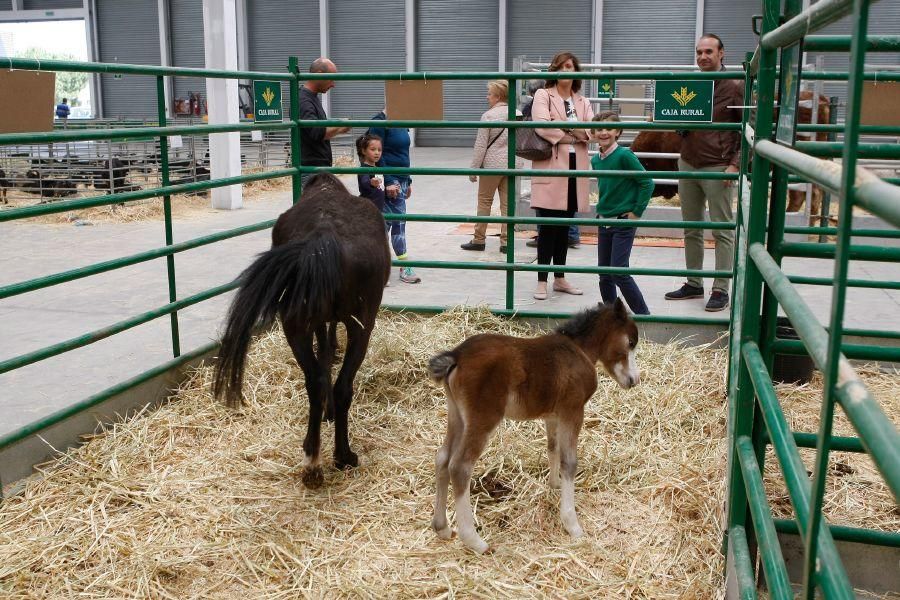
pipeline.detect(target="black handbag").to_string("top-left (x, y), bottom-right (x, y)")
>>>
top-left (515, 92), bottom-right (559, 161)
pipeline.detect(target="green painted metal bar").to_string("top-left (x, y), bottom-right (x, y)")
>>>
top-left (773, 519), bottom-right (900, 548)
top-left (0, 120), bottom-right (294, 146)
top-left (0, 340), bottom-right (219, 453)
top-left (728, 526), bottom-right (759, 600)
top-left (780, 241), bottom-right (900, 262)
top-left (808, 5), bottom-right (871, 593)
top-left (294, 119), bottom-right (742, 131)
top-left (297, 165), bottom-right (738, 179)
top-left (506, 78), bottom-right (516, 311)
top-left (2, 56), bottom-right (296, 81)
top-left (742, 341), bottom-right (856, 597)
top-left (752, 106), bottom-right (900, 584)
top-left (727, 3), bottom-right (780, 568)
top-left (736, 436), bottom-right (794, 599)
top-left (788, 274), bottom-right (900, 290)
top-left (796, 141), bottom-right (900, 159)
top-left (761, 0), bottom-right (856, 50)
top-left (784, 225), bottom-right (900, 239)
top-left (754, 139), bottom-right (900, 228)
top-left (289, 57), bottom-right (301, 205)
top-left (0, 281), bottom-right (238, 376)
top-left (772, 338), bottom-right (900, 362)
top-left (157, 75), bottom-right (180, 358)
top-left (0, 220), bottom-right (275, 300)
top-left (842, 327), bottom-right (900, 340)
top-left (384, 213), bottom-right (735, 229)
top-left (385, 259), bottom-right (731, 279)
top-left (0, 167), bottom-right (296, 222)
top-left (379, 304), bottom-right (730, 327)
top-left (819, 96), bottom-right (841, 241)
top-left (789, 432), bottom-right (865, 453)
top-left (803, 34), bottom-right (900, 51)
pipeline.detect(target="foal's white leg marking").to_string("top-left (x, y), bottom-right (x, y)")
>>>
top-left (545, 418), bottom-right (560, 489)
top-left (301, 453), bottom-right (320, 469)
top-left (558, 424), bottom-right (584, 539)
top-left (433, 389), bottom-right (459, 540)
top-left (454, 485), bottom-right (489, 554)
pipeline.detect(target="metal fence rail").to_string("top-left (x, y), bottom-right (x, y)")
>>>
top-left (1, 38), bottom-right (898, 600)
top-left (726, 1), bottom-right (900, 598)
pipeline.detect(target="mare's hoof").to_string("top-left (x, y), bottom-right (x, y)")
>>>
top-left (334, 450), bottom-right (359, 470)
top-left (434, 526), bottom-right (455, 541)
top-left (301, 466), bottom-right (324, 489)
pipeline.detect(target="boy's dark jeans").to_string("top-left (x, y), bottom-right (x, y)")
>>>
top-left (597, 220), bottom-right (650, 315)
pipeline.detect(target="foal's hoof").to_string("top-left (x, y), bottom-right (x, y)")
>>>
top-left (301, 466), bottom-right (324, 489)
top-left (334, 450), bottom-right (359, 470)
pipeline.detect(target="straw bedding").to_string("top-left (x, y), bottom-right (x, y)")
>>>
top-left (0, 309), bottom-right (896, 599)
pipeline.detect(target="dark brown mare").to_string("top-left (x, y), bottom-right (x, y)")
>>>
top-left (428, 299), bottom-right (640, 553)
top-left (213, 172), bottom-right (391, 488)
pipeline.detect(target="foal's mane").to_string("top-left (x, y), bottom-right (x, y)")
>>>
top-left (555, 303), bottom-right (617, 340)
top-left (302, 172), bottom-right (350, 198)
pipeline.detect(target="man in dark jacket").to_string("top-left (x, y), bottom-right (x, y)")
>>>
top-left (665, 34), bottom-right (742, 312)
top-left (299, 58), bottom-right (351, 187)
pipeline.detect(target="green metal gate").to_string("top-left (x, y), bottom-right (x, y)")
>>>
top-left (0, 6), bottom-right (898, 596)
top-left (725, 0), bottom-right (900, 598)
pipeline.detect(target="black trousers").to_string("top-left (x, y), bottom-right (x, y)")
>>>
top-left (536, 153), bottom-right (578, 282)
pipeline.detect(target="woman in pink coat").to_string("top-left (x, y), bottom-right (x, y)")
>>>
top-left (530, 51), bottom-right (594, 300)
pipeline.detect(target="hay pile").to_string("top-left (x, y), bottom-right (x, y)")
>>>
top-left (0, 309), bottom-right (896, 598)
top-left (6, 170), bottom-right (291, 225)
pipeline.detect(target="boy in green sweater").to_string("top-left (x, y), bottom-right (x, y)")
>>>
top-left (590, 111), bottom-right (654, 314)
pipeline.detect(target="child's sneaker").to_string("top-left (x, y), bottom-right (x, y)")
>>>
top-left (399, 266), bottom-right (421, 284)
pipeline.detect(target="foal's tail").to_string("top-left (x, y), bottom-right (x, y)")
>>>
top-left (213, 232), bottom-right (342, 408)
top-left (427, 351), bottom-right (458, 384)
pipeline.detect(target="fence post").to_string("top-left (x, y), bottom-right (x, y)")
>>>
top-left (817, 96), bottom-right (840, 243)
top-left (289, 57), bottom-right (302, 203)
top-left (156, 75), bottom-right (181, 357)
top-left (506, 77), bottom-right (517, 310)
top-left (804, 1), bottom-right (871, 596)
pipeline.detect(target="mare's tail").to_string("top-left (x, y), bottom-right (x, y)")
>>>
top-left (427, 351), bottom-right (458, 384)
top-left (213, 231), bottom-right (342, 407)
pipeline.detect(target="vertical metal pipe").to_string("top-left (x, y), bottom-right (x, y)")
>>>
top-left (726, 0), bottom-right (782, 580)
top-left (803, 1), bottom-right (870, 597)
top-left (505, 77), bottom-right (517, 311)
top-left (817, 96), bottom-right (839, 243)
top-left (289, 56), bottom-right (302, 203)
top-left (156, 75), bottom-right (181, 357)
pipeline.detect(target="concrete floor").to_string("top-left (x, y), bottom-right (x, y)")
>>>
top-left (2, 147), bottom-right (898, 436)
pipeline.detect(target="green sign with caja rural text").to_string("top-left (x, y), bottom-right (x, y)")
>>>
top-left (596, 78), bottom-right (615, 99)
top-left (653, 80), bottom-right (714, 122)
top-left (253, 80), bottom-right (283, 122)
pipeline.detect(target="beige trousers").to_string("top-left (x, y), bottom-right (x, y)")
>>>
top-left (472, 175), bottom-right (509, 244)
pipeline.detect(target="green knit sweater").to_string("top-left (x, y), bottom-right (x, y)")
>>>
top-left (590, 146), bottom-right (655, 218)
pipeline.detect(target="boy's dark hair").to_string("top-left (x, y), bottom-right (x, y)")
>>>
top-left (593, 110), bottom-right (622, 138)
top-left (355, 132), bottom-right (382, 163)
top-left (545, 51), bottom-right (582, 94)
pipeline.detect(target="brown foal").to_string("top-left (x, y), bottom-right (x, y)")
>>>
top-left (428, 299), bottom-right (640, 553)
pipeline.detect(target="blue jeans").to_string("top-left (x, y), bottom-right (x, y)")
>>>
top-left (384, 180), bottom-right (409, 257)
top-left (597, 221), bottom-right (650, 314)
top-left (568, 225), bottom-right (580, 244)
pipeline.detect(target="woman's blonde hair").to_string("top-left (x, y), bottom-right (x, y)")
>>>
top-left (487, 80), bottom-right (508, 102)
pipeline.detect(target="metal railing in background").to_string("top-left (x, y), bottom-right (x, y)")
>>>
top-left (725, 1), bottom-right (900, 598)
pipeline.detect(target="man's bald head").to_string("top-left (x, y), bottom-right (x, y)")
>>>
top-left (307, 57), bottom-right (338, 93)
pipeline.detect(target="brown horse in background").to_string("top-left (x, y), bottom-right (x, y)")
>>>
top-left (213, 172), bottom-right (391, 488)
top-left (428, 299), bottom-right (640, 553)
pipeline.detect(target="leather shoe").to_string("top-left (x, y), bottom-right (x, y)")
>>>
top-left (460, 241), bottom-right (486, 251)
top-left (553, 281), bottom-right (583, 295)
